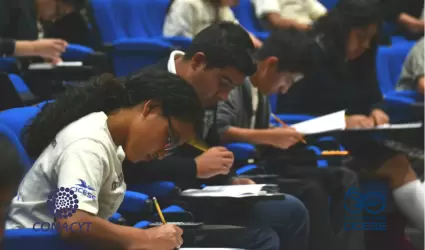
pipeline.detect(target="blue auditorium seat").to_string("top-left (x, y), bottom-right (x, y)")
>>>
top-left (62, 44), bottom-right (95, 61)
top-left (0, 58), bottom-right (17, 72)
top-left (8, 74), bottom-right (31, 96)
top-left (0, 106), bottom-right (40, 143)
top-left (128, 181), bottom-right (177, 198)
top-left (319, 0), bottom-right (339, 10)
top-left (90, 0), bottom-right (174, 76)
top-left (231, 0), bottom-right (269, 40)
top-left (0, 123), bottom-right (32, 171)
top-left (376, 42), bottom-right (415, 95)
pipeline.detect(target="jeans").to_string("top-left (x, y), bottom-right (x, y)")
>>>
top-left (243, 196), bottom-right (310, 250)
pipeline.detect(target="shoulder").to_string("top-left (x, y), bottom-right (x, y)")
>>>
top-left (170, 0), bottom-right (199, 9)
top-left (54, 112), bottom-right (115, 152)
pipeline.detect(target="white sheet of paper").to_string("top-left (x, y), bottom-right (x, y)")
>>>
top-left (181, 184), bottom-right (268, 198)
top-left (28, 61), bottom-right (83, 70)
top-left (291, 110), bottom-right (346, 135)
top-left (347, 122), bottom-right (423, 131)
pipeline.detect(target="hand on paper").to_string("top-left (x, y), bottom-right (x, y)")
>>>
top-left (195, 147), bottom-right (234, 179)
top-left (266, 127), bottom-right (303, 149)
top-left (232, 178), bottom-right (256, 185)
top-left (345, 115), bottom-right (374, 129)
top-left (370, 109), bottom-right (390, 126)
top-left (140, 224), bottom-right (183, 250)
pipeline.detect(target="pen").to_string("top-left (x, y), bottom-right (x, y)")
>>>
top-left (271, 113), bottom-right (307, 144)
top-left (153, 197), bottom-right (167, 224)
top-left (188, 138), bottom-right (208, 152)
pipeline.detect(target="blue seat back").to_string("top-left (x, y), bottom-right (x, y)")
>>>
top-left (232, 0), bottom-right (264, 33)
top-left (62, 44), bottom-right (95, 61)
top-left (376, 42), bottom-right (415, 94)
top-left (4, 229), bottom-right (89, 250)
top-left (0, 106), bottom-right (41, 141)
top-left (0, 124), bottom-right (32, 171)
top-left (319, 0), bottom-right (339, 10)
top-left (8, 74), bottom-right (30, 94)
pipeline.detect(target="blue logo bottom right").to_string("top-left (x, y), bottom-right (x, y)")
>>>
top-left (344, 187), bottom-right (387, 231)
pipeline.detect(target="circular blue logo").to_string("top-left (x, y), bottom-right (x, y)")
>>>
top-left (344, 187), bottom-right (386, 215)
top-left (47, 187), bottom-right (79, 219)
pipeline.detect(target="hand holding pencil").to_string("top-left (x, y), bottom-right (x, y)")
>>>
top-left (148, 197), bottom-right (183, 249)
top-left (271, 113), bottom-right (307, 144)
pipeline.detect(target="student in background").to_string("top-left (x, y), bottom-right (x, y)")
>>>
top-left (163, 0), bottom-right (263, 48)
top-left (252, 0), bottom-right (327, 31)
top-left (36, 0), bottom-right (91, 47)
top-left (397, 37), bottom-right (424, 95)
top-left (0, 134), bottom-right (25, 244)
top-left (277, 0), bottom-right (424, 233)
top-left (382, 0), bottom-right (424, 41)
top-left (216, 28), bottom-right (364, 250)
top-left (126, 22), bottom-right (309, 250)
top-left (6, 71), bottom-right (204, 250)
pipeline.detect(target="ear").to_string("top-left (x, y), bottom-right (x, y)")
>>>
top-left (141, 100), bottom-right (162, 117)
top-left (265, 56), bottom-right (279, 70)
top-left (190, 52), bottom-right (207, 70)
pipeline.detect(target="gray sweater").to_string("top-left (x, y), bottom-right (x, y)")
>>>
top-left (396, 38), bottom-right (424, 91)
top-left (216, 78), bottom-right (271, 138)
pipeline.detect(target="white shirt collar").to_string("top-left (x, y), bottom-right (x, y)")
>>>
top-left (167, 50), bottom-right (185, 74)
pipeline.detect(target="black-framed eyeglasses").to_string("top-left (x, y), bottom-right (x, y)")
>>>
top-left (164, 117), bottom-right (180, 152)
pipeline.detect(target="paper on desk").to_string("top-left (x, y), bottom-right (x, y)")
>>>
top-left (181, 184), bottom-right (268, 198)
top-left (347, 122), bottom-right (423, 131)
top-left (291, 110), bottom-right (346, 135)
top-left (28, 61), bottom-right (83, 70)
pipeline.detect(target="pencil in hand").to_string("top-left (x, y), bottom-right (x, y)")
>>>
top-left (321, 150), bottom-right (349, 156)
top-left (271, 113), bottom-right (307, 144)
top-left (153, 197), bottom-right (167, 224)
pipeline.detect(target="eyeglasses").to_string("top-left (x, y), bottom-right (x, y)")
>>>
top-left (164, 117), bottom-right (180, 152)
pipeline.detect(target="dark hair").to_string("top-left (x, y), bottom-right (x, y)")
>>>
top-left (183, 22), bottom-right (257, 76)
top-left (257, 28), bottom-right (317, 74)
top-left (23, 70), bottom-right (203, 158)
top-left (313, 0), bottom-right (383, 61)
top-left (0, 134), bottom-right (24, 188)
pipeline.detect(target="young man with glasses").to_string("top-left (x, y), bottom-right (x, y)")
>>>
top-left (124, 22), bottom-right (310, 250)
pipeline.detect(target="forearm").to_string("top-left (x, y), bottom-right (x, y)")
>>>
top-left (13, 41), bottom-right (37, 56)
top-left (399, 13), bottom-right (424, 28)
top-left (59, 212), bottom-right (148, 249)
top-left (221, 127), bottom-right (271, 145)
top-left (266, 13), bottom-right (303, 29)
top-left (418, 77), bottom-right (424, 94)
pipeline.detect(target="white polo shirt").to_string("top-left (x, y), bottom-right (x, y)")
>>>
top-left (6, 112), bottom-right (126, 229)
top-left (252, 0), bottom-right (327, 25)
top-left (163, 0), bottom-right (238, 38)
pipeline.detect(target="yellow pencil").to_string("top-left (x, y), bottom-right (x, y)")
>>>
top-left (153, 197), bottom-right (167, 224)
top-left (270, 113), bottom-right (307, 144)
top-left (321, 150), bottom-right (349, 156)
top-left (188, 138), bottom-right (208, 152)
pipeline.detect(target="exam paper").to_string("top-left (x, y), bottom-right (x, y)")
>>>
top-left (291, 110), bottom-right (346, 135)
top-left (181, 184), bottom-right (268, 198)
top-left (29, 61), bottom-right (83, 70)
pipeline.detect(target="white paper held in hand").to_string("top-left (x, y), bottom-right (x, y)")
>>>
top-left (291, 110), bottom-right (346, 135)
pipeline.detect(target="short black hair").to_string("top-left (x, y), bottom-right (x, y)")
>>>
top-left (257, 28), bottom-right (317, 74)
top-left (183, 22), bottom-right (257, 76)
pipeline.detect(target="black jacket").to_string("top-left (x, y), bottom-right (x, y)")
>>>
top-left (122, 59), bottom-right (234, 190)
top-left (277, 35), bottom-right (385, 116)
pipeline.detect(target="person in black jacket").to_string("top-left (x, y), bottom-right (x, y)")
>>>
top-left (277, 0), bottom-right (424, 233)
top-left (124, 22), bottom-right (310, 250)
top-left (36, 0), bottom-right (91, 47)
